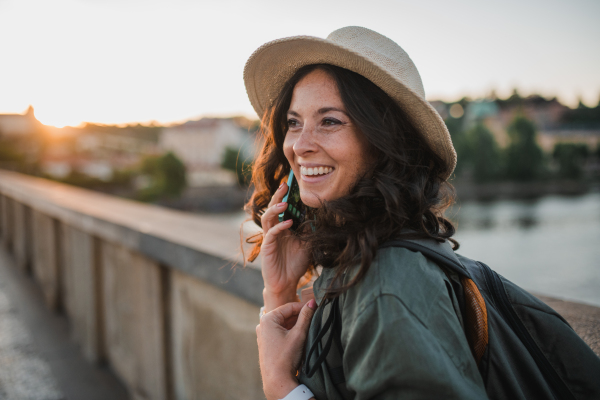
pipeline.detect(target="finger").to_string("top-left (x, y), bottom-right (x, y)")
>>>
top-left (262, 219), bottom-right (293, 254)
top-left (262, 219), bottom-right (293, 247)
top-left (260, 201), bottom-right (289, 232)
top-left (291, 299), bottom-right (317, 336)
top-left (267, 182), bottom-right (288, 208)
top-left (266, 301), bottom-right (305, 326)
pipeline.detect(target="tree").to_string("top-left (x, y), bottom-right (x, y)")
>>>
top-left (221, 146), bottom-right (253, 186)
top-left (161, 152), bottom-right (187, 196)
top-left (505, 116), bottom-right (545, 181)
top-left (466, 124), bottom-right (503, 182)
top-left (0, 139), bottom-right (26, 164)
top-left (552, 143), bottom-right (589, 180)
top-left (137, 152), bottom-right (187, 201)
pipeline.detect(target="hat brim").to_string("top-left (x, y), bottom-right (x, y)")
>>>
top-left (243, 35), bottom-right (456, 179)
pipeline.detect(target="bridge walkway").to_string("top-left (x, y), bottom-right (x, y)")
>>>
top-left (0, 246), bottom-right (129, 400)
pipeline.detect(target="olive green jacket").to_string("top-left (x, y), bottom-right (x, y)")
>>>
top-left (298, 247), bottom-right (488, 399)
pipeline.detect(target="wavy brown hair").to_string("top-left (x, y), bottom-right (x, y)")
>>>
top-left (245, 64), bottom-right (457, 296)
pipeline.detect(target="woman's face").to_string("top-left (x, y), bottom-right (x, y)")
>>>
top-left (283, 69), bottom-right (373, 208)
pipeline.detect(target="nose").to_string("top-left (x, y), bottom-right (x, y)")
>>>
top-left (292, 123), bottom-right (318, 157)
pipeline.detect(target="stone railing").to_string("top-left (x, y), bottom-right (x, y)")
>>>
top-left (0, 170), bottom-right (264, 400)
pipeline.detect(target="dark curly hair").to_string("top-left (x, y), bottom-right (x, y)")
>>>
top-left (245, 64), bottom-right (457, 296)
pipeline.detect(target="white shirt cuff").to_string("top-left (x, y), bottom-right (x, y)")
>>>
top-left (279, 384), bottom-right (314, 400)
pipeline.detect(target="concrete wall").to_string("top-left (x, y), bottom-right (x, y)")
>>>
top-left (170, 270), bottom-right (263, 400)
top-left (0, 170), bottom-right (264, 400)
top-left (31, 210), bottom-right (60, 309)
top-left (101, 241), bottom-right (168, 400)
top-left (12, 201), bottom-right (31, 272)
top-left (61, 224), bottom-right (103, 362)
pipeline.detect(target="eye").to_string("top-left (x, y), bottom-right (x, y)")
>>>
top-left (287, 118), bottom-right (299, 127)
top-left (323, 118), bottom-right (341, 126)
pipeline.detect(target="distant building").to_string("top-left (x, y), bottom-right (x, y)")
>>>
top-left (0, 106), bottom-right (42, 137)
top-left (496, 96), bottom-right (600, 150)
top-left (450, 95), bottom-right (600, 150)
top-left (463, 100), bottom-right (510, 147)
top-left (159, 118), bottom-right (256, 186)
top-left (40, 155), bottom-right (116, 181)
top-left (40, 128), bottom-right (159, 181)
top-left (40, 152), bottom-right (141, 181)
top-left (537, 129), bottom-right (600, 152)
top-left (76, 132), bottom-right (158, 155)
top-left (495, 96), bottom-right (571, 131)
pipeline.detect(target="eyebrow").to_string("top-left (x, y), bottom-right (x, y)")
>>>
top-left (318, 107), bottom-right (348, 115)
top-left (287, 107), bottom-right (349, 117)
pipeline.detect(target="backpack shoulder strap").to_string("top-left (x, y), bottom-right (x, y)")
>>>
top-left (381, 238), bottom-right (472, 279)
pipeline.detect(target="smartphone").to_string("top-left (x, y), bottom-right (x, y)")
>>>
top-left (278, 170), bottom-right (306, 231)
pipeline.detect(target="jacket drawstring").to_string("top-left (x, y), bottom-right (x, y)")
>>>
top-left (304, 296), bottom-right (344, 378)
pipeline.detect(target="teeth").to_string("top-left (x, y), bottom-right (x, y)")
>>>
top-left (301, 166), bottom-right (333, 176)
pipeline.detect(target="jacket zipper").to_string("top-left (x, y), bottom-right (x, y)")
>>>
top-left (478, 262), bottom-right (574, 400)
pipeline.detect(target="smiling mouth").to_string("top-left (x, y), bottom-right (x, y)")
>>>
top-left (300, 166), bottom-right (333, 176)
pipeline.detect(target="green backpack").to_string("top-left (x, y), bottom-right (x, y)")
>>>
top-left (309, 238), bottom-right (600, 400)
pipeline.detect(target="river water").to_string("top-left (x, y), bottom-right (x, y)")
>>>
top-left (451, 192), bottom-right (600, 307)
top-left (216, 192), bottom-right (600, 307)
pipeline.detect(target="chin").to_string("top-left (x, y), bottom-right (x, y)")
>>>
top-left (300, 191), bottom-right (324, 208)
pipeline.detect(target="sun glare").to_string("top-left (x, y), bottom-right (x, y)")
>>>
top-left (31, 103), bottom-right (87, 128)
top-left (36, 115), bottom-right (83, 129)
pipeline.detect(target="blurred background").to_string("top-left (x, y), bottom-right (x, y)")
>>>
top-left (1, 0), bottom-right (599, 398)
top-left (1, 0), bottom-right (599, 305)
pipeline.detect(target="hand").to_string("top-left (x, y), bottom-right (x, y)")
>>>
top-left (261, 182), bottom-right (310, 312)
top-left (256, 300), bottom-right (317, 400)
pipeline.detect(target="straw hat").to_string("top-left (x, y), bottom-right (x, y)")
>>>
top-left (244, 26), bottom-right (456, 179)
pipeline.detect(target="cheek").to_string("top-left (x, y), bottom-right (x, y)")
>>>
top-left (282, 136), bottom-right (294, 165)
top-left (335, 142), bottom-right (373, 182)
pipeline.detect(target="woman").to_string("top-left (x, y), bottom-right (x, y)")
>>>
top-left (246, 26), bottom-right (487, 400)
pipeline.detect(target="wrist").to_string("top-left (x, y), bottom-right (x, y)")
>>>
top-left (263, 287), bottom-right (298, 312)
top-left (265, 377), bottom-right (300, 400)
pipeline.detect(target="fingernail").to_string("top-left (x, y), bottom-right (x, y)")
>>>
top-left (278, 183), bottom-right (285, 190)
top-left (277, 202), bottom-right (287, 208)
top-left (308, 299), bottom-right (317, 310)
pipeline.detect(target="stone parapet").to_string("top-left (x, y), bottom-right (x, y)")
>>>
top-left (0, 170), bottom-right (264, 400)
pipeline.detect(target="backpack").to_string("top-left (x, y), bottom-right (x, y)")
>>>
top-left (314, 238), bottom-right (600, 400)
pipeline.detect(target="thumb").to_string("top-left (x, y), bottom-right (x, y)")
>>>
top-left (292, 299), bottom-right (317, 335)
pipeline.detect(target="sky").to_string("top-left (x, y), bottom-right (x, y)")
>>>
top-left (0, 0), bottom-right (599, 127)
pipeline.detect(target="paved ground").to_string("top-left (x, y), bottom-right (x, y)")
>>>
top-left (0, 248), bottom-right (129, 400)
top-left (0, 285), bottom-right (61, 400)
